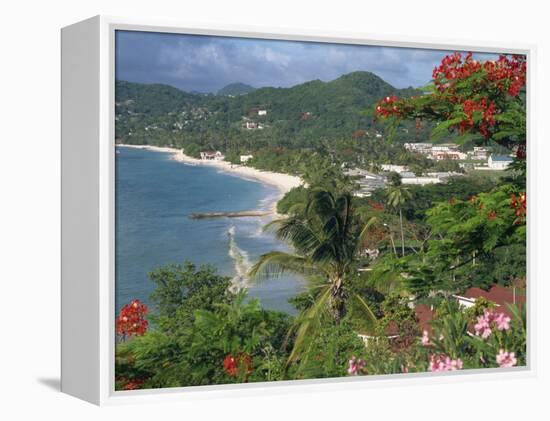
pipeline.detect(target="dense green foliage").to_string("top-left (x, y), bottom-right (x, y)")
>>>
top-left (115, 54), bottom-right (527, 390)
top-left (217, 82), bottom-right (256, 96)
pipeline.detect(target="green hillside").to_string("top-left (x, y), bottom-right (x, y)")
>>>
top-left (217, 82), bottom-right (256, 96)
top-left (115, 71), bottom-right (427, 148)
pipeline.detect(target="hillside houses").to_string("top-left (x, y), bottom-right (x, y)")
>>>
top-left (468, 147), bottom-right (489, 160)
top-left (404, 142), bottom-right (467, 160)
top-left (344, 168), bottom-right (386, 197)
top-left (346, 164), bottom-right (466, 196)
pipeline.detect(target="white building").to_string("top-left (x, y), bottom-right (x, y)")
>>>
top-left (488, 155), bottom-right (513, 170)
top-left (245, 121), bottom-right (263, 130)
top-left (468, 147), bottom-right (489, 160)
top-left (345, 168), bottom-right (386, 197)
top-left (431, 150), bottom-right (467, 160)
top-left (240, 154), bottom-right (253, 163)
top-left (404, 142), bottom-right (432, 154)
top-left (402, 177), bottom-right (441, 185)
top-left (200, 151), bottom-right (225, 161)
top-left (257, 110), bottom-right (267, 116)
top-left (381, 164), bottom-right (408, 173)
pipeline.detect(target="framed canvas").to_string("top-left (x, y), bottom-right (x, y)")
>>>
top-left (61, 15), bottom-right (534, 405)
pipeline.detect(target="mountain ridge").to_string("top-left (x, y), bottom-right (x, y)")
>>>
top-left (115, 71), bottom-right (424, 148)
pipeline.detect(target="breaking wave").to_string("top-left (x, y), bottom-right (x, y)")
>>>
top-left (227, 226), bottom-right (252, 291)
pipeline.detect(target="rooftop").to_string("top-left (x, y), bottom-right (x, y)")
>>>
top-left (490, 155), bottom-right (514, 162)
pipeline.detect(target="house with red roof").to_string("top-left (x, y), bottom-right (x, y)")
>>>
top-left (453, 284), bottom-right (525, 318)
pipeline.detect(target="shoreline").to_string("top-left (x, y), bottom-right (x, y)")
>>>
top-left (117, 144), bottom-right (303, 214)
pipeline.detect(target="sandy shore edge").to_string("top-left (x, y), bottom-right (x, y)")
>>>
top-left (117, 144), bottom-right (303, 213)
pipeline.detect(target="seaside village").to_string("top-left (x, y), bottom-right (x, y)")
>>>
top-left (196, 135), bottom-right (522, 347)
top-left (198, 139), bottom-right (514, 198)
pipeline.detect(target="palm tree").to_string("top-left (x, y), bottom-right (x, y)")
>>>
top-left (386, 182), bottom-right (412, 257)
top-left (249, 190), bottom-right (377, 363)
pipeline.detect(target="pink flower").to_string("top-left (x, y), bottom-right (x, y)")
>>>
top-left (421, 330), bottom-right (431, 345)
top-left (496, 349), bottom-right (517, 368)
top-left (474, 314), bottom-right (492, 338)
top-left (475, 310), bottom-right (511, 338)
top-left (494, 313), bottom-right (511, 331)
top-left (448, 358), bottom-right (464, 370)
top-left (429, 354), bottom-right (464, 372)
top-left (347, 356), bottom-right (366, 375)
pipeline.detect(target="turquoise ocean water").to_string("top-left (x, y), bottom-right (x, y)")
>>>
top-left (115, 146), bottom-right (305, 314)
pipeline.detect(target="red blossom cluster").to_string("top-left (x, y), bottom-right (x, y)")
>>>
top-left (374, 52), bottom-right (526, 148)
top-left (374, 95), bottom-right (401, 118)
top-left (223, 353), bottom-right (253, 377)
top-left (121, 378), bottom-right (146, 390)
top-left (433, 52), bottom-right (526, 97)
top-left (460, 97), bottom-right (497, 138)
top-left (369, 201), bottom-right (385, 211)
top-left (514, 144), bottom-right (526, 160)
top-left (116, 299), bottom-right (149, 338)
top-left (484, 55), bottom-right (527, 97)
top-left (433, 52), bottom-right (482, 92)
top-left (510, 192), bottom-right (526, 224)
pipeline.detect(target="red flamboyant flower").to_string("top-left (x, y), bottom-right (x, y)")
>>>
top-left (432, 52), bottom-right (526, 97)
top-left (374, 95), bottom-right (402, 118)
top-left (432, 52), bottom-right (482, 93)
top-left (510, 192), bottom-right (526, 224)
top-left (121, 379), bottom-right (145, 390)
top-left (369, 201), bottom-right (385, 211)
top-left (116, 299), bottom-right (149, 338)
top-left (459, 97), bottom-right (497, 138)
top-left (223, 353), bottom-right (253, 377)
top-left (487, 210), bottom-right (498, 221)
top-left (484, 55), bottom-right (526, 97)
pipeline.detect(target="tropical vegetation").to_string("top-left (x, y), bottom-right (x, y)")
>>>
top-left (115, 52), bottom-right (527, 390)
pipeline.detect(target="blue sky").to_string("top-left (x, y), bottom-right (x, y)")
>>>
top-left (115, 30), bottom-right (495, 93)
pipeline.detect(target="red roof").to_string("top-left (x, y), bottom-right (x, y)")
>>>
top-left (462, 284), bottom-right (525, 317)
top-left (415, 304), bottom-right (434, 334)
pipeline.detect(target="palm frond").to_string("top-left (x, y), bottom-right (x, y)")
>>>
top-left (306, 190), bottom-right (337, 222)
top-left (248, 251), bottom-right (323, 280)
top-left (357, 216), bottom-right (379, 253)
top-left (350, 293), bottom-right (378, 335)
top-left (310, 241), bottom-right (338, 265)
top-left (287, 285), bottom-right (332, 364)
top-left (274, 217), bottom-right (322, 255)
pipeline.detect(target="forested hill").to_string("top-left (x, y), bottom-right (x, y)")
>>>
top-left (115, 82), bottom-right (202, 116)
top-left (115, 71), bottom-right (427, 153)
top-left (217, 82), bottom-right (256, 96)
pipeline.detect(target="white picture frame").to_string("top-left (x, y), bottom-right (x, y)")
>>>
top-left (61, 15), bottom-right (535, 405)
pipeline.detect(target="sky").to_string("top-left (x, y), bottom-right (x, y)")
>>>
top-left (115, 30), bottom-right (496, 93)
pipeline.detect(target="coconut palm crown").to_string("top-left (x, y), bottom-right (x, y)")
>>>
top-left (249, 189), bottom-right (377, 363)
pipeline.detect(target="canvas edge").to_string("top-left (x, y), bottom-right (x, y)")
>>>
top-left (61, 15), bottom-right (102, 405)
top-left (60, 14), bottom-right (537, 406)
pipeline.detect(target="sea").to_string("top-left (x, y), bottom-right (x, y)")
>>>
top-left (115, 146), bottom-right (305, 314)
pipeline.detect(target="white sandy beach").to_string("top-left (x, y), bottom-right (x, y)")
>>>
top-left (117, 144), bottom-right (303, 212)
